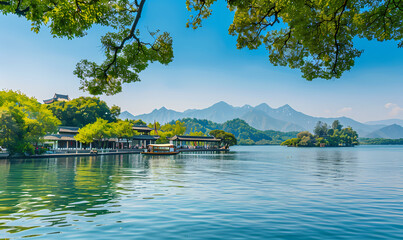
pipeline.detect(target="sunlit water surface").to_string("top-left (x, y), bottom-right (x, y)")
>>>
top-left (0, 145), bottom-right (402, 239)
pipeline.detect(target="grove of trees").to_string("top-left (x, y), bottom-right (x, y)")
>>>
top-left (47, 97), bottom-right (120, 127)
top-left (148, 120), bottom-right (187, 144)
top-left (209, 130), bottom-right (237, 146)
top-left (359, 138), bottom-right (403, 145)
top-left (74, 118), bottom-right (138, 149)
top-left (0, 90), bottom-right (60, 155)
top-left (281, 120), bottom-right (359, 147)
top-left (174, 118), bottom-right (298, 145)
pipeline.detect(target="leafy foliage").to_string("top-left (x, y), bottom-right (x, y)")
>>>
top-left (174, 118), bottom-right (222, 134)
top-left (187, 0), bottom-right (403, 80)
top-left (189, 131), bottom-right (206, 136)
top-left (281, 120), bottom-right (358, 147)
top-left (129, 119), bottom-right (147, 126)
top-left (209, 130), bottom-right (237, 146)
top-left (47, 97), bottom-right (120, 127)
top-left (1, 1), bottom-right (402, 94)
top-left (148, 120), bottom-right (186, 143)
top-left (0, 90), bottom-right (60, 155)
top-left (0, 0), bottom-right (173, 95)
top-left (171, 118), bottom-right (298, 145)
top-left (110, 120), bottom-right (136, 140)
top-left (314, 121), bottom-right (329, 138)
top-left (359, 138), bottom-right (403, 145)
top-left (75, 118), bottom-right (112, 147)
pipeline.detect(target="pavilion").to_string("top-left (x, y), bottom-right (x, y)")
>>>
top-left (122, 125), bottom-right (159, 148)
top-left (43, 125), bottom-right (159, 150)
top-left (43, 93), bottom-right (70, 104)
top-left (168, 135), bottom-right (221, 149)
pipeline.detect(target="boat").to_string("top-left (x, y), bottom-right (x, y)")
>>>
top-left (141, 144), bottom-right (180, 155)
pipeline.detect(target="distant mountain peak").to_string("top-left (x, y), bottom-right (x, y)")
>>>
top-left (365, 119), bottom-right (403, 127)
top-left (118, 110), bottom-right (135, 120)
top-left (255, 103), bottom-right (274, 112)
top-left (282, 104), bottom-right (291, 108)
top-left (256, 103), bottom-right (270, 107)
top-left (211, 101), bottom-right (231, 107)
top-left (130, 101), bottom-right (402, 138)
top-left (278, 104), bottom-right (294, 111)
top-left (365, 124), bottom-right (403, 139)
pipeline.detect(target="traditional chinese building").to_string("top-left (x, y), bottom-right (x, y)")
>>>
top-left (43, 125), bottom-right (159, 150)
top-left (130, 125), bottom-right (159, 148)
top-left (43, 93), bottom-right (70, 104)
top-left (168, 135), bottom-right (221, 149)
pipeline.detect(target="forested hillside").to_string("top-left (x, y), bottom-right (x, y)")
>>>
top-left (169, 118), bottom-right (298, 145)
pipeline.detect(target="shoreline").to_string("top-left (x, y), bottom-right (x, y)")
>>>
top-left (0, 150), bottom-right (143, 160)
top-left (0, 148), bottom-right (230, 160)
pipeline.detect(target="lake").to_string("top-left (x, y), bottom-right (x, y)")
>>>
top-left (0, 145), bottom-right (402, 239)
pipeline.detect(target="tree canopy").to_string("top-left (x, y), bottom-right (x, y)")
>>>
top-left (0, 90), bottom-right (60, 155)
top-left (74, 118), bottom-right (112, 147)
top-left (1, 0), bottom-right (401, 95)
top-left (148, 120), bottom-right (186, 143)
top-left (174, 118), bottom-right (297, 145)
top-left (47, 96), bottom-right (120, 127)
top-left (282, 120), bottom-right (358, 147)
top-left (111, 120), bottom-right (136, 140)
top-left (209, 129), bottom-right (237, 146)
top-left (188, 0), bottom-right (403, 80)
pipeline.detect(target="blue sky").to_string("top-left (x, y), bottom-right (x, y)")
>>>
top-left (0, 0), bottom-right (402, 122)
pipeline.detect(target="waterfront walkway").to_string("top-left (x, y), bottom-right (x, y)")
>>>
top-left (0, 148), bottom-right (229, 159)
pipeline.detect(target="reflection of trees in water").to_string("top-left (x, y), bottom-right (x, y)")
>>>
top-left (173, 152), bottom-right (239, 171)
top-left (0, 155), bottom-right (145, 235)
top-left (142, 153), bottom-right (238, 175)
top-left (0, 159), bottom-right (10, 183)
top-left (314, 149), bottom-right (357, 182)
top-left (0, 153), bottom-right (237, 236)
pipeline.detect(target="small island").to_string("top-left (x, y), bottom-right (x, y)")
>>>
top-left (281, 120), bottom-right (358, 147)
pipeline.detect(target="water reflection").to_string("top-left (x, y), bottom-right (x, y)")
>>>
top-left (0, 154), bottom-right (207, 237)
top-left (1, 147), bottom-right (402, 239)
top-left (314, 149), bottom-right (357, 182)
top-left (0, 155), bottom-right (144, 236)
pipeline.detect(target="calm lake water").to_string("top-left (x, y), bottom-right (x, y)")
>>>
top-left (0, 145), bottom-right (402, 239)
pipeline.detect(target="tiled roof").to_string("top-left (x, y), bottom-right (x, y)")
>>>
top-left (58, 126), bottom-right (79, 134)
top-left (43, 134), bottom-right (76, 141)
top-left (132, 125), bottom-right (153, 132)
top-left (169, 135), bottom-right (221, 142)
top-left (43, 93), bottom-right (70, 104)
top-left (43, 98), bottom-right (55, 104)
top-left (132, 135), bottom-right (159, 140)
top-left (54, 93), bottom-right (70, 100)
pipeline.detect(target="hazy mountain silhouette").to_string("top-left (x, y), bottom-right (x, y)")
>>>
top-left (119, 101), bottom-right (398, 137)
top-left (365, 124), bottom-right (403, 139)
top-left (365, 119), bottom-right (403, 127)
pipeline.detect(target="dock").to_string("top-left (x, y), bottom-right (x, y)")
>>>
top-left (0, 148), bottom-right (229, 159)
top-left (178, 148), bottom-right (229, 153)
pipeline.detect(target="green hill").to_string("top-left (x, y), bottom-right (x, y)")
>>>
top-left (170, 118), bottom-right (298, 145)
top-left (365, 124), bottom-right (403, 139)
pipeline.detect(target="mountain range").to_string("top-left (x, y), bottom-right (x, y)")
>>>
top-left (119, 101), bottom-right (403, 139)
top-left (365, 124), bottom-right (403, 139)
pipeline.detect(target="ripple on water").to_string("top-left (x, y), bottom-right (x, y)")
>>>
top-left (0, 146), bottom-right (402, 239)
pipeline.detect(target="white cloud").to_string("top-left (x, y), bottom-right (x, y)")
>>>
top-left (337, 107), bottom-right (353, 114)
top-left (385, 103), bottom-right (403, 117)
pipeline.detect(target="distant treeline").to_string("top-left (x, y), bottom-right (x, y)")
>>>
top-left (359, 138), bottom-right (403, 145)
top-left (169, 118), bottom-right (298, 145)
